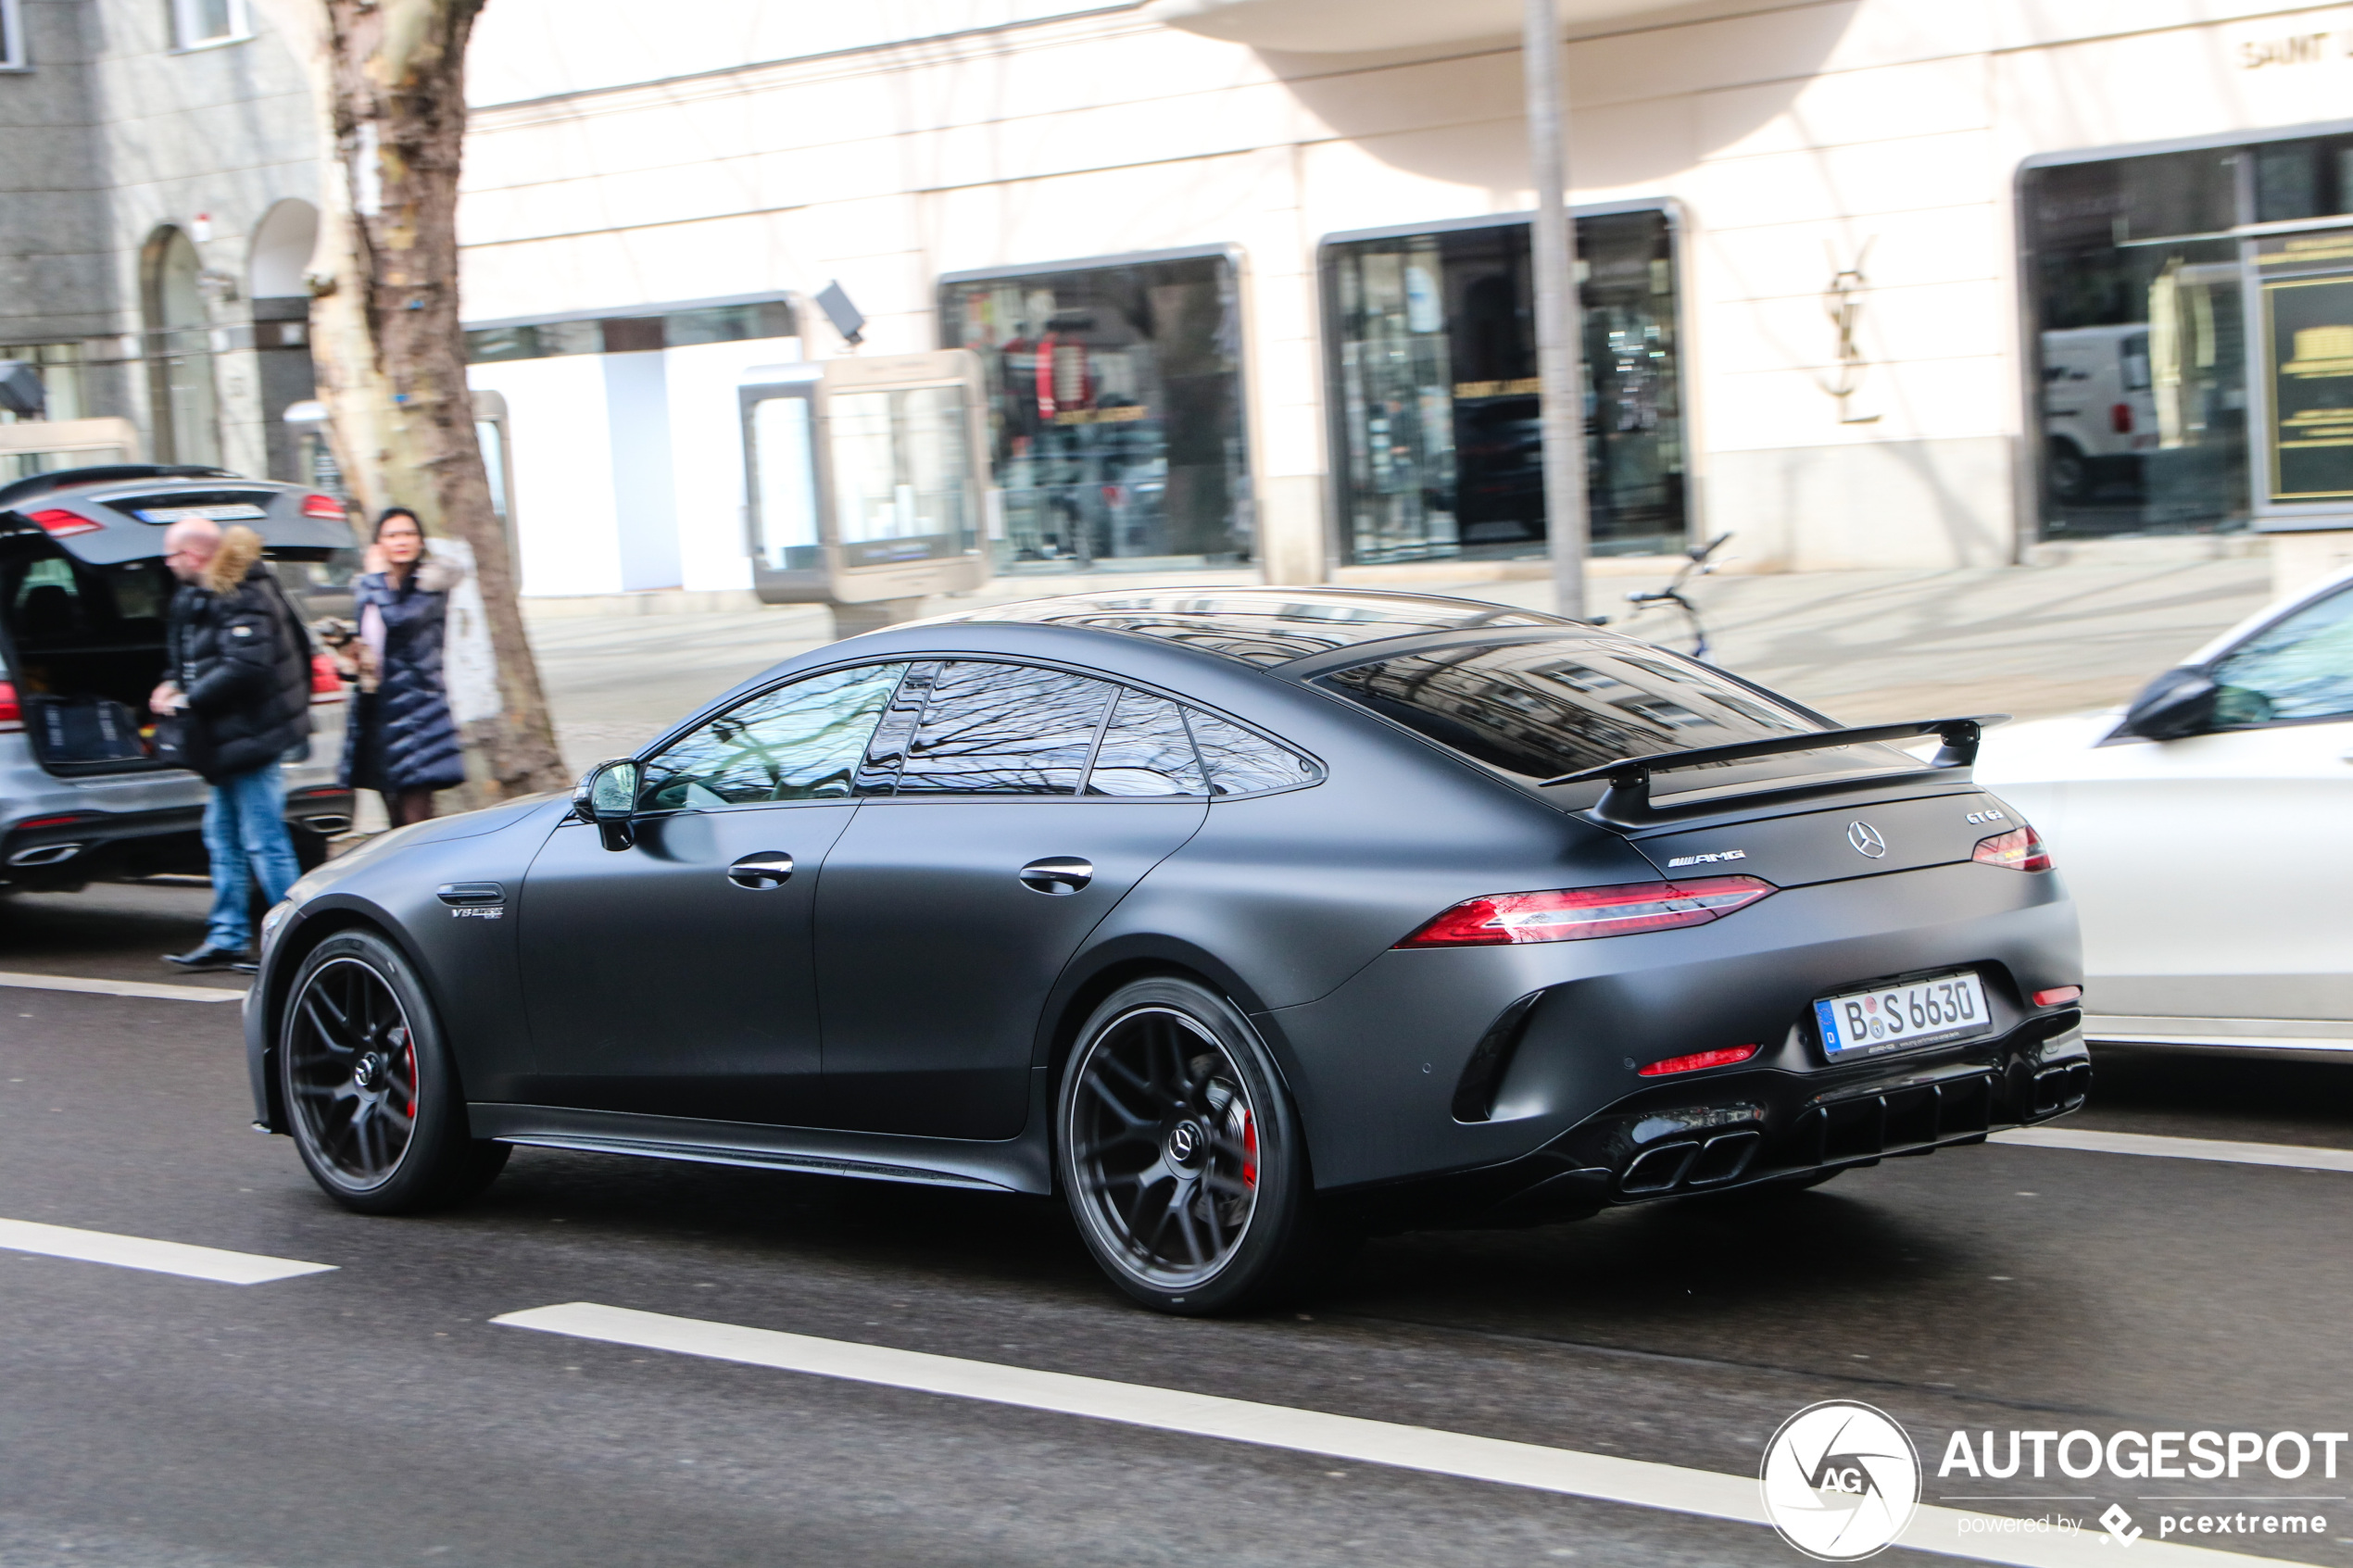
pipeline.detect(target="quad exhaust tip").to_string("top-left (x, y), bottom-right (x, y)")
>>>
top-left (7, 842), bottom-right (82, 868)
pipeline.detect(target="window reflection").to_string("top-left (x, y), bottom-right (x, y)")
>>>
top-left (895, 661), bottom-right (1114, 796)
top-left (1319, 637), bottom-right (1831, 783)
top-left (1088, 690), bottom-right (1206, 797)
top-left (2024, 150), bottom-right (2249, 538)
top-left (1323, 210), bottom-right (1686, 565)
top-left (642, 664), bottom-right (904, 809)
top-left (942, 256), bottom-right (1251, 571)
top-left (967, 588), bottom-right (1566, 667)
top-left (1184, 709), bottom-right (1320, 796)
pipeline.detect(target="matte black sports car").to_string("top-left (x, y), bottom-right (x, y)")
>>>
top-left (245, 588), bottom-right (2088, 1313)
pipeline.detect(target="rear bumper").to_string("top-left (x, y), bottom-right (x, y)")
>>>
top-left (0, 785), bottom-right (354, 887)
top-left (1403, 1014), bottom-right (2089, 1227)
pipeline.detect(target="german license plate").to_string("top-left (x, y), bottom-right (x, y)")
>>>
top-left (1814, 972), bottom-right (1993, 1060)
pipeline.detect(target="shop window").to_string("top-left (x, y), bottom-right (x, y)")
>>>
top-left (170, 0), bottom-right (248, 48)
top-left (1321, 209), bottom-right (1685, 566)
top-left (2022, 149), bottom-right (2250, 539)
top-left (939, 253), bottom-right (1252, 571)
top-left (141, 228), bottom-right (221, 468)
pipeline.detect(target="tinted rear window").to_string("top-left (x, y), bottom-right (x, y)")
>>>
top-left (960, 589), bottom-right (1567, 667)
top-left (1319, 636), bottom-right (1917, 788)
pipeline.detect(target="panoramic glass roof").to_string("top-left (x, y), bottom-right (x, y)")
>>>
top-left (948, 589), bottom-right (1570, 668)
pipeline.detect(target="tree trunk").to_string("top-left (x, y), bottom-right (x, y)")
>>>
top-left (308, 0), bottom-right (569, 798)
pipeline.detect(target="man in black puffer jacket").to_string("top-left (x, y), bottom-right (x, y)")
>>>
top-left (149, 520), bottom-right (312, 971)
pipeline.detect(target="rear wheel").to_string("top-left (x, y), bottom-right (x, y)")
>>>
top-left (1058, 977), bottom-right (1342, 1315)
top-left (279, 929), bottom-right (508, 1213)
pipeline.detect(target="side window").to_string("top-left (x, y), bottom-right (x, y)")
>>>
top-left (892, 660), bottom-right (1116, 796)
top-left (1184, 708), bottom-right (1321, 796)
top-left (2209, 585), bottom-right (2353, 727)
top-left (640, 663), bottom-right (903, 809)
top-left (1087, 689), bottom-right (1206, 797)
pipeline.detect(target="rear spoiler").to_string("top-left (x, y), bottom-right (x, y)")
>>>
top-left (1541, 715), bottom-right (2007, 824)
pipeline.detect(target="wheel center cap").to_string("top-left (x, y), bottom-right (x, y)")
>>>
top-left (1166, 1121), bottom-right (1203, 1167)
top-left (353, 1053), bottom-right (381, 1090)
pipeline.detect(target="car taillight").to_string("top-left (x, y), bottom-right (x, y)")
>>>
top-left (2110, 402), bottom-right (2133, 434)
top-left (300, 493), bottom-right (347, 521)
top-left (1972, 825), bottom-right (2052, 872)
top-left (1397, 875), bottom-right (1776, 947)
top-left (309, 651), bottom-right (344, 699)
top-left (1639, 1043), bottom-right (1760, 1078)
top-left (2032, 985), bottom-right (2082, 1009)
top-left (27, 508), bottom-right (100, 537)
top-left (0, 680), bottom-right (18, 733)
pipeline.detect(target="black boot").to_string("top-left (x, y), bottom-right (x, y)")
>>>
top-left (164, 943), bottom-right (253, 972)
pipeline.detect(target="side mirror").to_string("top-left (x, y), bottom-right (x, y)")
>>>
top-left (571, 759), bottom-right (641, 850)
top-left (2114, 668), bottom-right (2216, 743)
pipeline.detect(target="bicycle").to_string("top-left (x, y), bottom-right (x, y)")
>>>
top-left (1594, 531), bottom-right (1733, 660)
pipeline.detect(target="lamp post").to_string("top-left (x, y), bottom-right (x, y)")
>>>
top-left (1524, 0), bottom-right (1591, 620)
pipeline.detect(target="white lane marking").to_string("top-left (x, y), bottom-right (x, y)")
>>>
top-left (1992, 1126), bottom-right (2353, 1173)
top-left (0, 1218), bottom-right (334, 1284)
top-left (0, 970), bottom-right (244, 1004)
top-left (495, 1302), bottom-right (2293, 1568)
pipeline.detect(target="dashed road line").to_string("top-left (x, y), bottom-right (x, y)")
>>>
top-left (0, 970), bottom-right (244, 1004)
top-left (1991, 1126), bottom-right (2353, 1173)
top-left (494, 1302), bottom-right (2296, 1567)
top-left (0, 1218), bottom-right (333, 1284)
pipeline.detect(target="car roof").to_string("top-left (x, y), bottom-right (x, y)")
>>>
top-left (912, 584), bottom-right (1578, 669)
top-left (0, 468), bottom-right (354, 564)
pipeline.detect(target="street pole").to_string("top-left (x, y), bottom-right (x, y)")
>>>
top-left (1524, 0), bottom-right (1592, 621)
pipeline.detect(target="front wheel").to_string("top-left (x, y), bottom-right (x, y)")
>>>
top-left (279, 928), bottom-right (509, 1214)
top-left (1058, 977), bottom-right (1345, 1315)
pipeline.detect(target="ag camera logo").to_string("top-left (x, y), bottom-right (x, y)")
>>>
top-left (1760, 1400), bottom-right (1922, 1561)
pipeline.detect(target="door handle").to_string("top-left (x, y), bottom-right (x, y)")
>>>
top-left (1018, 856), bottom-right (1093, 896)
top-left (726, 851), bottom-right (794, 889)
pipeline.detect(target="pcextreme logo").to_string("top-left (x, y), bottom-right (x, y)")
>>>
top-left (1759, 1400), bottom-right (1922, 1561)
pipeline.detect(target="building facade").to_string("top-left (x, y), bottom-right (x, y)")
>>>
top-left (0, 0), bottom-right (321, 486)
top-left (16, 1), bottom-right (2353, 598)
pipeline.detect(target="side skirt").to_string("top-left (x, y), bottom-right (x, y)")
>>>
top-left (467, 1104), bottom-right (1051, 1195)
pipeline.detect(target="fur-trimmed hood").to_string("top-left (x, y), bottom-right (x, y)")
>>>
top-left (199, 524), bottom-right (265, 594)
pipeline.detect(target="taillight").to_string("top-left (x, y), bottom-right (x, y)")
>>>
top-left (2110, 402), bottom-right (2133, 434)
top-left (300, 493), bottom-right (347, 521)
top-left (1397, 875), bottom-right (1776, 947)
top-left (1972, 825), bottom-right (2052, 872)
top-left (2032, 985), bottom-right (2082, 1009)
top-left (0, 681), bottom-right (19, 733)
top-left (309, 651), bottom-right (345, 700)
top-left (27, 508), bottom-right (100, 537)
top-left (1639, 1044), bottom-right (1759, 1078)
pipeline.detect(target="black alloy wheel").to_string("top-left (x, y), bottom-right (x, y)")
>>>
top-left (1058, 976), bottom-right (1342, 1314)
top-left (279, 929), bottom-right (509, 1213)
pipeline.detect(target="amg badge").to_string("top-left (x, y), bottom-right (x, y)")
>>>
top-left (1667, 849), bottom-right (1748, 868)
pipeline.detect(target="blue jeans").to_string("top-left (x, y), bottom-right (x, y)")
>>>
top-left (202, 761), bottom-right (302, 951)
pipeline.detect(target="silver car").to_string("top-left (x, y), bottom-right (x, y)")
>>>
top-left (0, 464), bottom-right (356, 893)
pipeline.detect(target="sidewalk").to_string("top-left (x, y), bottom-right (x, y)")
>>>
top-left (525, 558), bottom-right (2277, 774)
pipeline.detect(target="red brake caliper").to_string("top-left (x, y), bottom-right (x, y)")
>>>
top-left (1241, 1110), bottom-right (1258, 1188)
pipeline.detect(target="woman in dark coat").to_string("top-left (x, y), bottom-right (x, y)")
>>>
top-left (336, 508), bottom-right (467, 825)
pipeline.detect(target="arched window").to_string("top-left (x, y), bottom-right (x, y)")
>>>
top-left (142, 226), bottom-right (221, 467)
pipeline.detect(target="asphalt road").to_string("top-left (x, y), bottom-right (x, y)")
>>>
top-left (5, 886), bottom-right (2352, 1567)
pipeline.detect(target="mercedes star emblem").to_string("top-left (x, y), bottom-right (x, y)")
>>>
top-left (1847, 821), bottom-right (1888, 858)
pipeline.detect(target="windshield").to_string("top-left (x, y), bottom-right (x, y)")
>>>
top-left (1318, 634), bottom-right (1921, 791)
top-left (2210, 582), bottom-right (2353, 725)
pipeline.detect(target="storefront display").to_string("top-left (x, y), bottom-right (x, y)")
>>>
top-left (939, 253), bottom-right (1252, 571)
top-left (1321, 208), bottom-right (1685, 565)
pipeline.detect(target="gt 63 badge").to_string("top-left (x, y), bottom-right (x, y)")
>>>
top-left (1759, 1400), bottom-right (1922, 1560)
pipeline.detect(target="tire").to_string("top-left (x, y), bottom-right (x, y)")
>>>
top-left (278, 928), bottom-right (509, 1214)
top-left (2046, 439), bottom-right (2089, 504)
top-left (1057, 976), bottom-right (1346, 1316)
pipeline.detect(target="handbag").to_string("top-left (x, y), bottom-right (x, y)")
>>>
top-left (150, 712), bottom-right (203, 771)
